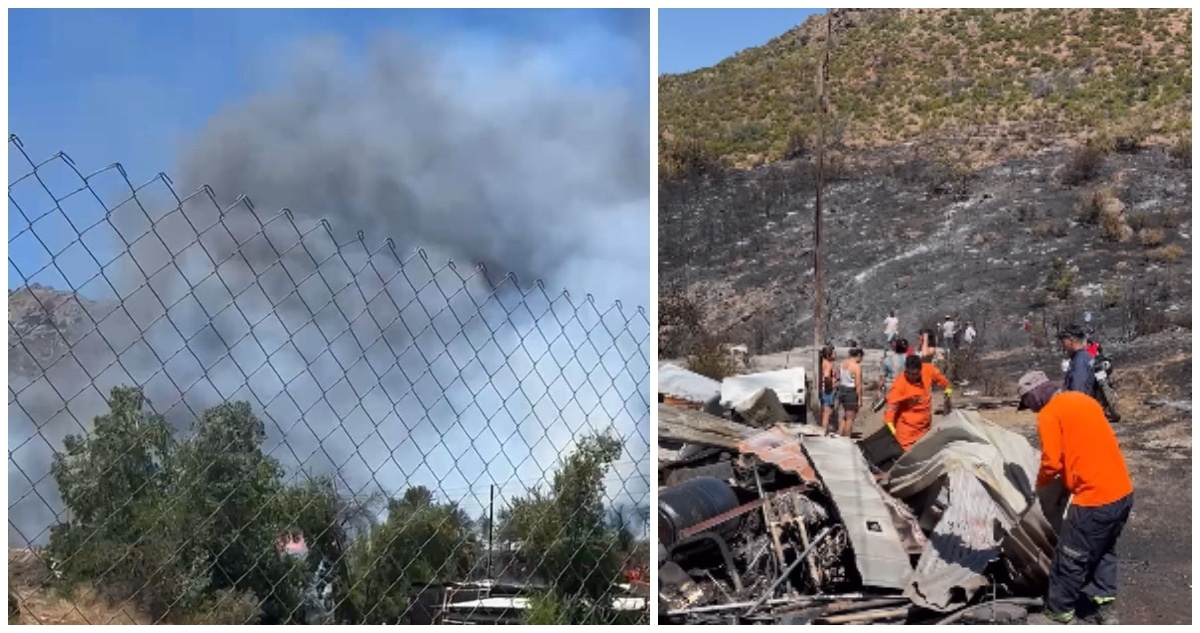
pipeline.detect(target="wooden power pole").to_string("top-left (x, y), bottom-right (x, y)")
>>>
top-left (812, 13), bottom-right (832, 414)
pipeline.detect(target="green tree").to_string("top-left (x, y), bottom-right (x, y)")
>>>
top-left (170, 401), bottom-right (283, 596)
top-left (49, 386), bottom-right (175, 549)
top-left (500, 431), bottom-right (629, 624)
top-left (344, 486), bottom-right (476, 623)
top-left (46, 386), bottom-right (183, 613)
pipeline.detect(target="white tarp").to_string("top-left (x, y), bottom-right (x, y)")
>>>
top-left (658, 363), bottom-right (721, 403)
top-left (720, 367), bottom-right (808, 407)
top-left (883, 410), bottom-right (1069, 612)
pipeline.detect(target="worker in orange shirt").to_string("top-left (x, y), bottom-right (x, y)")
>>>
top-left (1016, 370), bottom-right (1134, 626)
top-left (882, 355), bottom-right (951, 450)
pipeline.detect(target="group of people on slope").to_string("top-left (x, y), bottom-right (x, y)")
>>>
top-left (883, 311), bottom-right (977, 356)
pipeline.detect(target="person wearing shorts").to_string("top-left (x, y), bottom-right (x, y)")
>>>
top-left (819, 345), bottom-right (837, 434)
top-left (836, 344), bottom-right (864, 437)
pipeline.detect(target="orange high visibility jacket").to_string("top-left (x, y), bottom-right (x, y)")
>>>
top-left (1036, 391), bottom-right (1133, 507)
top-left (883, 363), bottom-right (949, 450)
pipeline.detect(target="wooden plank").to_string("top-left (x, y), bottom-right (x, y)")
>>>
top-left (658, 403), bottom-right (758, 450)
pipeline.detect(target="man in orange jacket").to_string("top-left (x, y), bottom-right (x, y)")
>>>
top-left (882, 355), bottom-right (951, 450)
top-left (1017, 370), bottom-right (1134, 626)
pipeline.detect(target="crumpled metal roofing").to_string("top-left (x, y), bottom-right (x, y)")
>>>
top-left (884, 410), bottom-right (1069, 612)
top-left (804, 435), bottom-right (914, 591)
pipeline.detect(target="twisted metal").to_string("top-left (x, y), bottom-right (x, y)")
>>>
top-left (7, 135), bottom-right (651, 625)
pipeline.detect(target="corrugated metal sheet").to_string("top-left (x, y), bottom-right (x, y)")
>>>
top-left (737, 426), bottom-right (819, 483)
top-left (884, 410), bottom-right (1070, 612)
top-left (904, 466), bottom-right (1016, 610)
top-left (803, 435), bottom-right (913, 590)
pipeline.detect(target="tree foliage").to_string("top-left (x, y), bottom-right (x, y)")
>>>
top-left (42, 387), bottom-right (641, 624)
top-left (44, 386), bottom-right (478, 624)
top-left (500, 431), bottom-right (630, 624)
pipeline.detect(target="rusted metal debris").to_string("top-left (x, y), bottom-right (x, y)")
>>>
top-left (736, 427), bottom-right (819, 483)
top-left (657, 386), bottom-right (1066, 625)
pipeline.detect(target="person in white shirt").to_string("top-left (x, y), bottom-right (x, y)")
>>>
top-left (964, 321), bottom-right (977, 347)
top-left (941, 315), bottom-right (955, 348)
top-left (883, 311), bottom-right (899, 344)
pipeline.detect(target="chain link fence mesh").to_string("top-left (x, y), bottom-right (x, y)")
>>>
top-left (8, 135), bottom-right (651, 625)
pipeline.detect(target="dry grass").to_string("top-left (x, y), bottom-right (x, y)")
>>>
top-left (661, 9), bottom-right (1191, 168)
top-left (1075, 186), bottom-right (1118, 224)
top-left (1095, 119), bottom-right (1150, 154)
top-left (1161, 207), bottom-right (1184, 229)
top-left (9, 549), bottom-right (151, 625)
top-left (1126, 210), bottom-right (1155, 231)
top-left (1168, 134), bottom-right (1191, 167)
top-left (1098, 205), bottom-right (1132, 243)
top-left (11, 586), bottom-right (151, 625)
top-left (1033, 219), bottom-right (1069, 238)
top-left (1046, 259), bottom-right (1077, 299)
top-left (1102, 284), bottom-right (1124, 308)
top-left (687, 338), bottom-right (743, 381)
top-left (1149, 244), bottom-right (1186, 263)
top-left (1139, 227), bottom-right (1166, 247)
top-left (1061, 143), bottom-right (1107, 186)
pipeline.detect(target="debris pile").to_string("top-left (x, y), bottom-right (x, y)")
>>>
top-left (657, 372), bottom-right (1070, 625)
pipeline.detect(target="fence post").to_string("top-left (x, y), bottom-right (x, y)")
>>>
top-left (487, 484), bottom-right (495, 581)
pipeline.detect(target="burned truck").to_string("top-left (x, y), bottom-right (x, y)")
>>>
top-left (657, 401), bottom-right (1069, 625)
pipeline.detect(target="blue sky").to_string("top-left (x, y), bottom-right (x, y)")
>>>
top-left (658, 8), bottom-right (824, 75)
top-left (8, 8), bottom-right (651, 293)
top-left (7, 9), bottom-right (652, 538)
top-left (9, 9), bottom-right (649, 180)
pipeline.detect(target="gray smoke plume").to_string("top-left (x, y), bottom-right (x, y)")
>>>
top-left (9, 20), bottom-right (650, 547)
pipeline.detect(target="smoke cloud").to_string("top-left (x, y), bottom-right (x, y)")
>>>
top-left (9, 17), bottom-right (650, 547)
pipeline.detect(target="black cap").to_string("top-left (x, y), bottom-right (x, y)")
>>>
top-left (1057, 324), bottom-right (1086, 341)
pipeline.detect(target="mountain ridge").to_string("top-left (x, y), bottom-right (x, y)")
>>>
top-left (660, 8), bottom-right (1191, 171)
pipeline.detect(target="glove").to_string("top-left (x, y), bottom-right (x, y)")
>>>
top-left (944, 387), bottom-right (954, 397)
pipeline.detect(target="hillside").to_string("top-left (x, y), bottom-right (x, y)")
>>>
top-left (9, 285), bottom-right (111, 381)
top-left (660, 145), bottom-right (1191, 363)
top-left (658, 14), bottom-right (1191, 620)
top-left (660, 8), bottom-right (1191, 170)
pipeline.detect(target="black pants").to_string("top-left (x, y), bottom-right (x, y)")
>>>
top-left (1046, 493), bottom-right (1134, 615)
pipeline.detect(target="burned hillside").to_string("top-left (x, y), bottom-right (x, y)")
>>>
top-left (659, 144), bottom-right (1191, 361)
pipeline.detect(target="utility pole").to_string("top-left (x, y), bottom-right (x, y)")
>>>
top-left (813, 12), bottom-right (832, 414)
top-left (487, 484), bottom-right (495, 581)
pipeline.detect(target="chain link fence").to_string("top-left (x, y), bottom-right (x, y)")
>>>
top-left (8, 135), bottom-right (651, 625)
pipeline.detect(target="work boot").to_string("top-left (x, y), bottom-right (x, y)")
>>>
top-left (1028, 610), bottom-right (1078, 625)
top-left (1083, 598), bottom-right (1119, 625)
